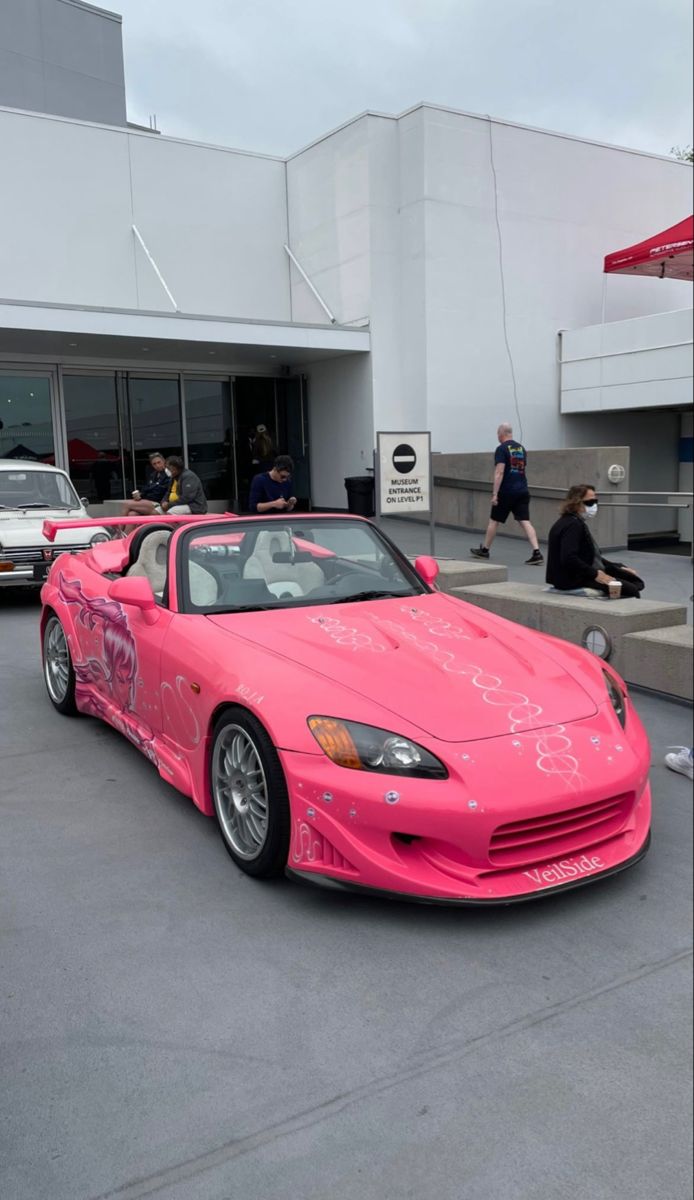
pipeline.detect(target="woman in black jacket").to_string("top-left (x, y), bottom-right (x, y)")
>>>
top-left (546, 484), bottom-right (645, 598)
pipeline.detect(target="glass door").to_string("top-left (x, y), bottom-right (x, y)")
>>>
top-left (232, 377), bottom-right (277, 511)
top-left (126, 376), bottom-right (182, 496)
top-left (62, 373), bottom-right (125, 502)
top-left (183, 378), bottom-right (235, 503)
top-left (276, 375), bottom-right (310, 510)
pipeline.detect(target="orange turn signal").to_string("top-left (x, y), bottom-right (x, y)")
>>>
top-left (308, 717), bottom-right (362, 770)
top-left (0, 562), bottom-right (15, 572)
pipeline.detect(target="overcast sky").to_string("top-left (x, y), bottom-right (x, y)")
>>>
top-left (114, 0), bottom-right (692, 158)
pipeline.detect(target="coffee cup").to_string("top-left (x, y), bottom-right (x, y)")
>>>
top-left (132, 490), bottom-right (140, 500)
top-left (608, 580), bottom-right (622, 599)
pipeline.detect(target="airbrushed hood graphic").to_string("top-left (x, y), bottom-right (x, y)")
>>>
top-left (207, 593), bottom-right (597, 743)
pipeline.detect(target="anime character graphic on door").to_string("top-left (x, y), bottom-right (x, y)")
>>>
top-left (56, 574), bottom-right (158, 764)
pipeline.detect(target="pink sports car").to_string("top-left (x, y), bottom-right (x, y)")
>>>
top-left (40, 514), bottom-right (651, 903)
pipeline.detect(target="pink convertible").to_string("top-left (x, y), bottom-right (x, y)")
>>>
top-left (40, 514), bottom-right (651, 903)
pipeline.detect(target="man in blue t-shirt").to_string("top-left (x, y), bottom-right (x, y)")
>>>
top-left (470, 423), bottom-right (543, 564)
top-left (248, 455), bottom-right (298, 514)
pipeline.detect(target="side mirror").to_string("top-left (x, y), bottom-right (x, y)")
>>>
top-left (414, 555), bottom-right (439, 588)
top-left (108, 575), bottom-right (159, 623)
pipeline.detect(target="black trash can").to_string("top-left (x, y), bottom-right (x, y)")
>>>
top-left (344, 475), bottom-right (375, 517)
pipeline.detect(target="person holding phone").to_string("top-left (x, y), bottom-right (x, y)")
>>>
top-left (248, 455), bottom-right (297, 514)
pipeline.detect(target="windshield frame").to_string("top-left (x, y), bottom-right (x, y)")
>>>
top-left (0, 466), bottom-right (82, 512)
top-left (175, 515), bottom-right (429, 616)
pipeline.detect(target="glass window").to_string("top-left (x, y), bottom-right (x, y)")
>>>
top-left (0, 468), bottom-right (80, 510)
top-left (0, 375), bottom-right (54, 462)
top-left (184, 379), bottom-right (234, 501)
top-left (62, 374), bottom-right (124, 503)
top-left (182, 518), bottom-right (422, 613)
top-left (128, 377), bottom-right (182, 494)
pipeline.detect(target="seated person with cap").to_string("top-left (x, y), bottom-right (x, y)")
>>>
top-left (248, 455), bottom-right (297, 514)
top-left (546, 484), bottom-right (645, 599)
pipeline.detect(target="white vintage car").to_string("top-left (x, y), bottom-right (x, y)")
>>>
top-left (0, 459), bottom-right (109, 586)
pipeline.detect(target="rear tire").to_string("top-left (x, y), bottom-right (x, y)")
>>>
top-left (210, 708), bottom-right (290, 878)
top-left (43, 614), bottom-right (78, 716)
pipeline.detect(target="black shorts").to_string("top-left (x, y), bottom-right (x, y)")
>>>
top-left (491, 491), bottom-right (530, 523)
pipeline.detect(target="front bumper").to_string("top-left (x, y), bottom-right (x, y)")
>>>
top-left (0, 563), bottom-right (42, 585)
top-left (0, 547), bottom-right (89, 584)
top-left (279, 702), bottom-right (652, 903)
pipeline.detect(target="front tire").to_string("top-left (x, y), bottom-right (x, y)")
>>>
top-left (210, 708), bottom-right (290, 878)
top-left (43, 614), bottom-right (78, 715)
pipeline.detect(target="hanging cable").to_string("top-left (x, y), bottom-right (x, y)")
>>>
top-left (487, 117), bottom-right (524, 442)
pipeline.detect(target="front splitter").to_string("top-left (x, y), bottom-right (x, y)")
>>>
top-left (285, 829), bottom-right (652, 906)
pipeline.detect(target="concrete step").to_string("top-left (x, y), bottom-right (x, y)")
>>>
top-left (453, 581), bottom-right (687, 683)
top-left (621, 625), bottom-right (693, 701)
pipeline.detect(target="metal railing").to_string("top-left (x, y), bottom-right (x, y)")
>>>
top-left (433, 476), bottom-right (692, 510)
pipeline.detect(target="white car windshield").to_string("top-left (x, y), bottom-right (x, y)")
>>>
top-left (0, 469), bottom-right (81, 511)
top-left (182, 518), bottom-right (425, 612)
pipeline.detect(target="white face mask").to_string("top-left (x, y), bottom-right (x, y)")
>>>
top-left (583, 502), bottom-right (598, 519)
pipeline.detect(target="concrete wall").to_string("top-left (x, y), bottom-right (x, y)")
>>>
top-left (430, 445), bottom-right (630, 547)
top-left (562, 410), bottom-right (682, 536)
top-left (560, 309), bottom-right (693, 414)
top-left (416, 106), bottom-right (691, 455)
top-left (0, 107), bottom-right (291, 320)
top-left (286, 105), bottom-right (691, 504)
top-left (286, 116), bottom-right (372, 326)
top-left (0, 0), bottom-right (126, 126)
top-left (301, 353), bottom-right (374, 510)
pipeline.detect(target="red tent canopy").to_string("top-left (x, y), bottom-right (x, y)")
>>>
top-left (604, 216), bottom-right (693, 280)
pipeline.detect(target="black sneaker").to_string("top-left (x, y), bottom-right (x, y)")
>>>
top-left (470, 545), bottom-right (490, 559)
top-left (526, 549), bottom-right (544, 565)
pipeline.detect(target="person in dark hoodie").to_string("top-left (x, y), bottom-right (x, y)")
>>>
top-left (546, 484), bottom-right (644, 598)
top-left (120, 451), bottom-right (169, 516)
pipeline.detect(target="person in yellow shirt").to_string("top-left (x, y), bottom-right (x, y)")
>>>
top-left (160, 456), bottom-right (208, 515)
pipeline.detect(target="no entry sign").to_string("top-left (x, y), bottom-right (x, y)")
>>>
top-left (376, 431), bottom-right (431, 515)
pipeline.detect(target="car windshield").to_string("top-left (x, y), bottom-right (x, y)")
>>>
top-left (0, 468), bottom-right (81, 511)
top-left (182, 518), bottom-right (425, 613)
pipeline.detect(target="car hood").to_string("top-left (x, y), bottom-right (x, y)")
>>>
top-left (0, 510), bottom-right (96, 546)
top-left (208, 593), bottom-right (598, 742)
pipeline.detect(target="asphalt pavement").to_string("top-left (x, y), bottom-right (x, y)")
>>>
top-left (1, 582), bottom-right (692, 1200)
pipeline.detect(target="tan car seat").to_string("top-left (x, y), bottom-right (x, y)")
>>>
top-left (126, 529), bottom-right (171, 596)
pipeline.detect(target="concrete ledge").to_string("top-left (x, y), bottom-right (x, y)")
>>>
top-left (407, 559), bottom-right (508, 592)
top-left (437, 560), bottom-right (508, 591)
top-left (621, 625), bottom-right (693, 701)
top-left (451, 581), bottom-right (544, 627)
top-left (90, 499), bottom-right (231, 517)
top-left (454, 582), bottom-right (687, 681)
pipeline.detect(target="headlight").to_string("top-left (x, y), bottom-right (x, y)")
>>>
top-left (308, 716), bottom-right (448, 778)
top-left (603, 670), bottom-right (626, 729)
top-left (90, 532), bottom-right (110, 545)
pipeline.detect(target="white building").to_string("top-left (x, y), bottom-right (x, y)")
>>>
top-left (0, 0), bottom-right (691, 531)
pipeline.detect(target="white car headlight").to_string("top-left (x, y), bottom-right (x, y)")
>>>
top-left (90, 532), bottom-right (110, 545)
top-left (308, 716), bottom-right (447, 779)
